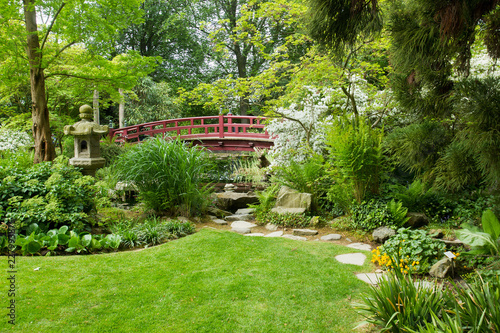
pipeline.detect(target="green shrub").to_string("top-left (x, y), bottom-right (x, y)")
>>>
top-left (372, 228), bottom-right (446, 274)
top-left (113, 137), bottom-right (213, 216)
top-left (349, 199), bottom-right (409, 231)
top-left (0, 156), bottom-right (99, 233)
top-left (325, 116), bottom-right (385, 204)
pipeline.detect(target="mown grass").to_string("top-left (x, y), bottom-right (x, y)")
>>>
top-left (1, 229), bottom-right (373, 332)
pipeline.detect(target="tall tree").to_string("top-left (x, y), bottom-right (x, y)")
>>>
top-left (114, 0), bottom-right (214, 90)
top-left (0, 0), bottom-right (146, 163)
top-left (180, 0), bottom-right (311, 115)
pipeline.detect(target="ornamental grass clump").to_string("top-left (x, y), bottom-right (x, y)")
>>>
top-left (113, 137), bottom-right (213, 216)
top-left (355, 256), bottom-right (449, 333)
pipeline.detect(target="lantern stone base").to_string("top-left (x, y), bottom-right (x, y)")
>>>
top-left (69, 157), bottom-right (106, 177)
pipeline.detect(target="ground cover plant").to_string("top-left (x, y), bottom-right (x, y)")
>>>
top-left (0, 229), bottom-right (373, 332)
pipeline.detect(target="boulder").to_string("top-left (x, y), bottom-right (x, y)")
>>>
top-left (270, 207), bottom-right (306, 214)
top-left (372, 226), bottom-right (396, 243)
top-left (429, 257), bottom-right (453, 278)
top-left (405, 212), bottom-right (429, 228)
top-left (214, 192), bottom-right (259, 211)
top-left (274, 186), bottom-right (311, 210)
top-left (292, 229), bottom-right (318, 236)
top-left (207, 206), bottom-right (232, 219)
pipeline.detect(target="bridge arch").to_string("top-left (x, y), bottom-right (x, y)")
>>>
top-left (108, 115), bottom-right (274, 151)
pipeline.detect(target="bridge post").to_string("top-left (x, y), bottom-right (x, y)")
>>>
top-left (219, 113), bottom-right (224, 138)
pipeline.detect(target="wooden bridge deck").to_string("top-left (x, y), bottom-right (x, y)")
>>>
top-left (108, 115), bottom-right (274, 151)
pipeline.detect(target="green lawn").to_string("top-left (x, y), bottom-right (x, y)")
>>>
top-left (1, 229), bottom-right (373, 332)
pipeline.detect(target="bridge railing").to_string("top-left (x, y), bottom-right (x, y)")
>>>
top-left (108, 115), bottom-right (269, 143)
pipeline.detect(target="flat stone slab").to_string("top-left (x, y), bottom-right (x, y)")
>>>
top-left (265, 223), bottom-right (279, 231)
top-left (209, 215), bottom-right (218, 220)
top-left (226, 214), bottom-right (253, 222)
top-left (335, 253), bottom-right (367, 266)
top-left (232, 227), bottom-right (251, 234)
top-left (356, 273), bottom-right (385, 285)
top-left (347, 243), bottom-right (372, 251)
top-left (235, 208), bottom-right (255, 215)
top-left (264, 231), bottom-right (284, 238)
top-left (176, 216), bottom-right (189, 222)
top-left (271, 207), bottom-right (306, 214)
top-left (231, 221), bottom-right (257, 229)
top-left (293, 229), bottom-right (318, 236)
top-left (282, 234), bottom-right (307, 241)
top-left (213, 219), bottom-right (228, 225)
top-left (321, 234), bottom-right (342, 241)
top-left (244, 233), bottom-right (264, 237)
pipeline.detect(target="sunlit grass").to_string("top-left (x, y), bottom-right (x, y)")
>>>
top-left (1, 229), bottom-right (373, 332)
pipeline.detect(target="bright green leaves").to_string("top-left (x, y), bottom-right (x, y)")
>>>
top-left (456, 209), bottom-right (500, 256)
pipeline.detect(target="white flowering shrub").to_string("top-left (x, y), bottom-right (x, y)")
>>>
top-left (0, 129), bottom-right (33, 152)
top-left (266, 87), bottom-right (333, 166)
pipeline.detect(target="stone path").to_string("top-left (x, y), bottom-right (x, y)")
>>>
top-left (206, 214), bottom-right (385, 286)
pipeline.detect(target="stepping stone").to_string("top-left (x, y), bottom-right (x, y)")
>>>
top-left (244, 233), bottom-right (264, 237)
top-left (209, 215), bottom-right (218, 220)
top-left (265, 223), bottom-right (279, 231)
top-left (231, 221), bottom-right (257, 235)
top-left (321, 234), bottom-right (342, 241)
top-left (235, 208), bottom-right (255, 215)
top-left (347, 243), bottom-right (372, 251)
top-left (264, 231), bottom-right (283, 238)
top-left (232, 227), bottom-right (251, 234)
top-left (226, 214), bottom-right (253, 222)
top-left (335, 253), bottom-right (366, 266)
top-left (213, 219), bottom-right (227, 225)
top-left (356, 273), bottom-right (385, 285)
top-left (282, 234), bottom-right (307, 241)
top-left (176, 216), bottom-right (189, 222)
top-left (293, 229), bottom-right (318, 236)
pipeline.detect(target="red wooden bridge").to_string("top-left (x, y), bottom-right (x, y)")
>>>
top-left (108, 114), bottom-right (273, 151)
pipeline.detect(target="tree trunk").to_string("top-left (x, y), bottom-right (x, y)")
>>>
top-left (23, 0), bottom-right (56, 163)
top-left (93, 90), bottom-right (100, 124)
top-left (119, 88), bottom-right (125, 128)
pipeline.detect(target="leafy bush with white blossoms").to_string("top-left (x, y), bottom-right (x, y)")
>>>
top-left (0, 129), bottom-right (33, 152)
top-left (266, 87), bottom-right (333, 166)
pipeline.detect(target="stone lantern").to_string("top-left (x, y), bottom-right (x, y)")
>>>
top-left (64, 105), bottom-right (109, 176)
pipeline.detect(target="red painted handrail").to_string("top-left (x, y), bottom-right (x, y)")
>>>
top-left (108, 115), bottom-right (270, 144)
